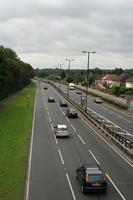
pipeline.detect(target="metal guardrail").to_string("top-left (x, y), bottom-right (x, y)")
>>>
top-left (45, 81), bottom-right (133, 150)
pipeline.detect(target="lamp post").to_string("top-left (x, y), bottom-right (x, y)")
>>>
top-left (58, 63), bottom-right (64, 91)
top-left (82, 51), bottom-right (96, 112)
top-left (65, 59), bottom-right (74, 98)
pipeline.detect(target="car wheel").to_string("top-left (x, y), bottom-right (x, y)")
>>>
top-left (81, 185), bottom-right (85, 193)
top-left (76, 174), bottom-right (79, 180)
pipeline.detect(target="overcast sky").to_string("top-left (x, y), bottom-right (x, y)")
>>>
top-left (1, 0), bottom-right (133, 69)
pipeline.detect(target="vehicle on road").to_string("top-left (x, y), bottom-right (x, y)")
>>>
top-left (76, 90), bottom-right (82, 94)
top-left (54, 124), bottom-right (69, 137)
top-left (94, 97), bottom-right (102, 104)
top-left (66, 108), bottom-right (78, 118)
top-left (60, 100), bottom-right (68, 107)
top-left (76, 164), bottom-right (107, 193)
top-left (44, 86), bottom-right (48, 90)
top-left (69, 83), bottom-right (75, 90)
top-left (48, 97), bottom-right (55, 102)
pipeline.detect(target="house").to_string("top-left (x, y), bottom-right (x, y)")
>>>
top-left (114, 73), bottom-right (130, 87)
top-left (101, 74), bottom-right (118, 88)
top-left (126, 76), bottom-right (133, 88)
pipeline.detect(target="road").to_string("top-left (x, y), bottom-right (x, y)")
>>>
top-left (57, 83), bottom-right (133, 135)
top-left (27, 82), bottom-right (133, 200)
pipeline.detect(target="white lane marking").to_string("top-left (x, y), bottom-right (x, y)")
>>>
top-left (88, 149), bottom-right (100, 165)
top-left (78, 134), bottom-right (85, 144)
top-left (49, 116), bottom-right (51, 122)
top-left (66, 117), bottom-right (70, 122)
top-left (58, 149), bottom-right (64, 165)
top-left (25, 89), bottom-right (37, 200)
top-left (66, 173), bottom-right (76, 200)
top-left (54, 134), bottom-right (58, 144)
top-left (80, 117), bottom-right (133, 168)
top-left (57, 103), bottom-right (62, 111)
top-left (51, 123), bottom-right (54, 131)
top-left (106, 173), bottom-right (126, 200)
top-left (62, 112), bottom-right (65, 115)
top-left (71, 124), bottom-right (76, 132)
top-left (47, 111), bottom-right (50, 116)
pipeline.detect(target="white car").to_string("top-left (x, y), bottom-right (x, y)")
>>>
top-left (54, 125), bottom-right (69, 138)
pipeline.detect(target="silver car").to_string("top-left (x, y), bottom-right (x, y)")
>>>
top-left (54, 125), bottom-right (69, 138)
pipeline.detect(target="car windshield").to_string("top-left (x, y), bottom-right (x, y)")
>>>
top-left (58, 128), bottom-right (67, 131)
top-left (87, 174), bottom-right (103, 182)
top-left (96, 97), bottom-right (101, 100)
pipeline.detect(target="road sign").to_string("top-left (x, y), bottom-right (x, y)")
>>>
top-left (81, 95), bottom-right (85, 107)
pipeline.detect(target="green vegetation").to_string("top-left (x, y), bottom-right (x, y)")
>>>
top-left (0, 84), bottom-right (36, 200)
top-left (35, 67), bottom-right (133, 85)
top-left (110, 86), bottom-right (133, 96)
top-left (0, 45), bottom-right (35, 100)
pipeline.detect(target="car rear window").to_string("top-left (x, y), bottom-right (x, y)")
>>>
top-left (58, 128), bottom-right (67, 131)
top-left (87, 174), bottom-right (103, 182)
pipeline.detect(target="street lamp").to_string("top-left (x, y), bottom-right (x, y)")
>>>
top-left (82, 51), bottom-right (96, 112)
top-left (65, 59), bottom-right (74, 98)
top-left (58, 63), bottom-right (64, 91)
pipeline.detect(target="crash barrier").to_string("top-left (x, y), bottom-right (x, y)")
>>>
top-left (45, 81), bottom-right (133, 154)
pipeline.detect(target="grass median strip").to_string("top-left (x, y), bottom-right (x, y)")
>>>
top-left (0, 84), bottom-right (36, 200)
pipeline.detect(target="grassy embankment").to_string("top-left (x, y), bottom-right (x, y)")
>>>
top-left (0, 84), bottom-right (36, 200)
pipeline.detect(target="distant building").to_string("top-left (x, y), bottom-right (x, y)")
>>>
top-left (114, 73), bottom-right (130, 87)
top-left (101, 74), bottom-right (118, 88)
top-left (126, 76), bottom-right (133, 88)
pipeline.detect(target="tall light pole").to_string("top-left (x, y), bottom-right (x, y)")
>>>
top-left (82, 51), bottom-right (96, 112)
top-left (58, 63), bottom-right (64, 91)
top-left (65, 58), bottom-right (74, 98)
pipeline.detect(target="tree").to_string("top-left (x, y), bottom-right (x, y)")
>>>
top-left (112, 68), bottom-right (123, 75)
top-left (60, 70), bottom-right (66, 80)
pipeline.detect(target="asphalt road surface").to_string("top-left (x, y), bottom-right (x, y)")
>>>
top-left (27, 82), bottom-right (133, 200)
top-left (57, 83), bottom-right (133, 135)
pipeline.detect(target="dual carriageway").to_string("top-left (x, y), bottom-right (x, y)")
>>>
top-left (26, 81), bottom-right (133, 200)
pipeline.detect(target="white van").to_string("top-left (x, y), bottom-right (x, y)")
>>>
top-left (69, 83), bottom-right (75, 90)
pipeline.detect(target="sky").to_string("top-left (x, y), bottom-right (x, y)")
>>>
top-left (0, 0), bottom-right (133, 69)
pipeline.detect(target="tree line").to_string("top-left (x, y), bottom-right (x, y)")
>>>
top-left (35, 67), bottom-right (133, 85)
top-left (0, 46), bottom-right (35, 100)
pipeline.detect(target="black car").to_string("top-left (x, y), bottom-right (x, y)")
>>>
top-left (66, 108), bottom-right (78, 118)
top-left (48, 97), bottom-right (55, 102)
top-left (76, 90), bottom-right (82, 95)
top-left (76, 164), bottom-right (107, 193)
top-left (60, 100), bottom-right (68, 107)
top-left (44, 86), bottom-right (48, 90)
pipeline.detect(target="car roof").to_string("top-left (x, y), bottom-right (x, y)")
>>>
top-left (86, 168), bottom-right (102, 175)
top-left (49, 97), bottom-right (54, 99)
top-left (57, 125), bottom-right (67, 128)
top-left (83, 164), bottom-right (102, 174)
top-left (69, 108), bottom-right (76, 111)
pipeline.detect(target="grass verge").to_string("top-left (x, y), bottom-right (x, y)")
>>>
top-left (0, 83), bottom-right (36, 200)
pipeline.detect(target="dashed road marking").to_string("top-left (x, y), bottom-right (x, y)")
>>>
top-left (78, 134), bottom-right (85, 144)
top-left (66, 173), bottom-right (76, 200)
top-left (106, 173), bottom-right (126, 200)
top-left (71, 124), bottom-right (76, 132)
top-left (88, 149), bottom-right (100, 165)
top-left (58, 149), bottom-right (64, 165)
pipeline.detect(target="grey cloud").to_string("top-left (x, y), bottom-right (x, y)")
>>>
top-left (1, 0), bottom-right (133, 68)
